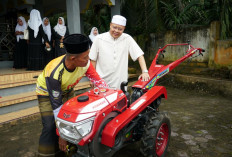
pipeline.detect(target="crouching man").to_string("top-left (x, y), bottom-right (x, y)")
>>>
top-left (36, 34), bottom-right (108, 157)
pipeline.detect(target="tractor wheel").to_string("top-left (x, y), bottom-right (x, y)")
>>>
top-left (140, 112), bottom-right (171, 157)
top-left (89, 112), bottom-right (122, 157)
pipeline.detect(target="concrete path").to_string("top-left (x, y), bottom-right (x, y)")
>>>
top-left (114, 86), bottom-right (232, 157)
top-left (0, 86), bottom-right (232, 157)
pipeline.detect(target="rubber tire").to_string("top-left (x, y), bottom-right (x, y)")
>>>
top-left (89, 112), bottom-right (119, 157)
top-left (140, 112), bottom-right (171, 157)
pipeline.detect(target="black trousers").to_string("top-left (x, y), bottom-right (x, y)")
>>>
top-left (38, 112), bottom-right (60, 157)
top-left (37, 90), bottom-right (74, 157)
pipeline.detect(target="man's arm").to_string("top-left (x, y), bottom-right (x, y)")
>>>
top-left (86, 62), bottom-right (108, 88)
top-left (127, 36), bottom-right (150, 82)
top-left (91, 60), bottom-right (96, 69)
top-left (89, 60), bottom-right (97, 87)
top-left (138, 55), bottom-right (150, 82)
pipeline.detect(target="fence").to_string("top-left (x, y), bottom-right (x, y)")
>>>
top-left (0, 23), bottom-right (15, 61)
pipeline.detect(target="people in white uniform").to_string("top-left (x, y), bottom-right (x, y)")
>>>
top-left (14, 16), bottom-right (28, 69)
top-left (89, 27), bottom-right (99, 43)
top-left (89, 15), bottom-right (150, 89)
top-left (53, 17), bottom-right (69, 57)
top-left (42, 17), bottom-right (54, 65)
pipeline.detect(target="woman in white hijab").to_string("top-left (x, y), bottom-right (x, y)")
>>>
top-left (53, 17), bottom-right (69, 57)
top-left (42, 17), bottom-right (54, 65)
top-left (14, 16), bottom-right (28, 69)
top-left (88, 27), bottom-right (99, 46)
top-left (27, 9), bottom-right (50, 70)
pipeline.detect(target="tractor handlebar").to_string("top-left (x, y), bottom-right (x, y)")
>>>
top-left (153, 43), bottom-right (205, 67)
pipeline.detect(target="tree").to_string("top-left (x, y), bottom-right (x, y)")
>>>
top-left (159, 0), bottom-right (207, 29)
top-left (200, 0), bottom-right (232, 39)
top-left (82, 4), bottom-right (111, 35)
top-left (218, 0), bottom-right (232, 39)
top-left (121, 0), bottom-right (165, 35)
top-left (121, 0), bottom-right (232, 39)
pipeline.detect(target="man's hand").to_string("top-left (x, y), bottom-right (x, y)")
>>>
top-left (90, 81), bottom-right (94, 88)
top-left (60, 36), bottom-right (64, 43)
top-left (138, 56), bottom-right (150, 82)
top-left (59, 137), bottom-right (67, 152)
top-left (45, 42), bottom-right (50, 48)
top-left (138, 72), bottom-right (150, 82)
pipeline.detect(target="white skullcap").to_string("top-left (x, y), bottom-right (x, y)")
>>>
top-left (111, 15), bottom-right (127, 26)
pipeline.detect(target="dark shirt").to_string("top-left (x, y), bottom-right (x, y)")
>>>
top-left (52, 27), bottom-right (69, 41)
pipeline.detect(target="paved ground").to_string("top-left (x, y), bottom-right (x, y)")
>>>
top-left (0, 86), bottom-right (232, 157)
top-left (114, 87), bottom-right (232, 157)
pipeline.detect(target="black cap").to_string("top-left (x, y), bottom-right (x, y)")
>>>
top-left (63, 34), bottom-right (90, 54)
top-left (77, 95), bottom-right (89, 102)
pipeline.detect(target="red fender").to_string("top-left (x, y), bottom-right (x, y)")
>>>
top-left (101, 86), bottom-right (167, 147)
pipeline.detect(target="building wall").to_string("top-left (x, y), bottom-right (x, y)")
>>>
top-left (214, 40), bottom-right (232, 68)
top-left (148, 26), bottom-right (210, 63)
top-left (138, 21), bottom-right (232, 70)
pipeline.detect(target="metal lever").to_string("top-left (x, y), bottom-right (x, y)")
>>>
top-left (120, 81), bottom-right (128, 93)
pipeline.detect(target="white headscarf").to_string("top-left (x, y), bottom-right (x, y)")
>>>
top-left (54, 17), bottom-right (66, 36)
top-left (28, 9), bottom-right (42, 38)
top-left (15, 16), bottom-right (27, 42)
top-left (42, 17), bottom-right (51, 42)
top-left (89, 27), bottom-right (99, 42)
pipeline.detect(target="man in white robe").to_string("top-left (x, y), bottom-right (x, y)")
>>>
top-left (89, 15), bottom-right (150, 89)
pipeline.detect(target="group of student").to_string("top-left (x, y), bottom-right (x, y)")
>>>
top-left (14, 9), bottom-right (99, 71)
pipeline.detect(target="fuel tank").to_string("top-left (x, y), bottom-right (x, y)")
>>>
top-left (57, 88), bottom-right (126, 123)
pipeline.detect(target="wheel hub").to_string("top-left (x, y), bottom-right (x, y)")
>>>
top-left (155, 123), bottom-right (169, 156)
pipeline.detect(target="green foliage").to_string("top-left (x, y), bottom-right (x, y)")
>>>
top-left (198, 0), bottom-right (232, 39)
top-left (121, 0), bottom-right (232, 39)
top-left (159, 0), bottom-right (207, 29)
top-left (46, 0), bottom-right (231, 40)
top-left (219, 0), bottom-right (232, 39)
top-left (121, 0), bottom-right (165, 35)
top-left (82, 4), bottom-right (111, 36)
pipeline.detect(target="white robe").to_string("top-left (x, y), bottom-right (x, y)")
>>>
top-left (89, 32), bottom-right (144, 89)
top-left (54, 17), bottom-right (66, 36)
top-left (28, 9), bottom-right (42, 38)
top-left (42, 17), bottom-right (51, 42)
top-left (15, 16), bottom-right (27, 42)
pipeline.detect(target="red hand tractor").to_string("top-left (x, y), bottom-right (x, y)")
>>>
top-left (56, 43), bottom-right (205, 157)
